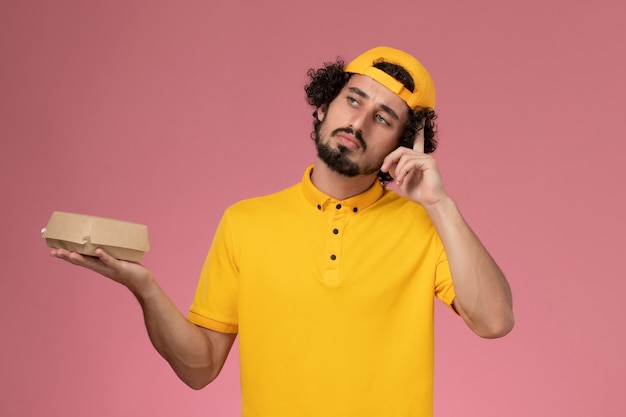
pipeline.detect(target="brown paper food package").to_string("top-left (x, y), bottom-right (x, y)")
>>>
top-left (42, 211), bottom-right (150, 262)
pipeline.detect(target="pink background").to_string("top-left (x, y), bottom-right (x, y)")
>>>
top-left (1, 0), bottom-right (625, 416)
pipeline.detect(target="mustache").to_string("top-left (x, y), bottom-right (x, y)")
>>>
top-left (330, 127), bottom-right (365, 149)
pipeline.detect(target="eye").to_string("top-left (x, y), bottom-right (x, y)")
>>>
top-left (347, 96), bottom-right (359, 107)
top-left (376, 114), bottom-right (389, 126)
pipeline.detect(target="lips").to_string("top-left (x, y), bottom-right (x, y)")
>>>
top-left (331, 128), bottom-right (364, 150)
top-left (337, 133), bottom-right (360, 149)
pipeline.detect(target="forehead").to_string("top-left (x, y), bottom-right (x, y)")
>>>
top-left (343, 74), bottom-right (410, 118)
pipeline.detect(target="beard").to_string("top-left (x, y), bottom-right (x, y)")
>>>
top-left (314, 120), bottom-right (380, 178)
top-left (316, 141), bottom-right (362, 177)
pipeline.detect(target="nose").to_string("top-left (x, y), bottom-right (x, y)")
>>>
top-left (349, 107), bottom-right (371, 132)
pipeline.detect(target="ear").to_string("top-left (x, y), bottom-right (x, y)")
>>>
top-left (317, 103), bottom-right (328, 122)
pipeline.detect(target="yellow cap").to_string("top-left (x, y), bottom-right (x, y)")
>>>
top-left (344, 46), bottom-right (436, 110)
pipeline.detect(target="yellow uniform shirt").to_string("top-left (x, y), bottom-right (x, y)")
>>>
top-left (189, 166), bottom-right (456, 417)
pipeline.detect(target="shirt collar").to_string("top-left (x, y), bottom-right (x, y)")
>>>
top-left (300, 165), bottom-right (384, 213)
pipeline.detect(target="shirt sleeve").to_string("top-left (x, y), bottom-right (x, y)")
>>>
top-left (434, 234), bottom-right (457, 311)
top-left (188, 210), bottom-right (239, 333)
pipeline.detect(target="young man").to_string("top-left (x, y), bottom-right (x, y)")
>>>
top-left (51, 46), bottom-right (514, 416)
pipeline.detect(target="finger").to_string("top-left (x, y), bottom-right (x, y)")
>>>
top-left (52, 250), bottom-right (103, 272)
top-left (50, 248), bottom-right (86, 263)
top-left (94, 248), bottom-right (132, 275)
top-left (380, 155), bottom-right (399, 177)
top-left (94, 248), bottom-right (118, 267)
top-left (394, 159), bottom-right (413, 185)
top-left (413, 125), bottom-right (425, 153)
top-left (50, 248), bottom-right (70, 258)
top-left (380, 146), bottom-right (411, 175)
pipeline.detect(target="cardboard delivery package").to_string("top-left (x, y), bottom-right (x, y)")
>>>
top-left (42, 211), bottom-right (150, 262)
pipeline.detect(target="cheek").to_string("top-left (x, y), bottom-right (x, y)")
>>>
top-left (316, 116), bottom-right (330, 139)
top-left (372, 132), bottom-right (402, 154)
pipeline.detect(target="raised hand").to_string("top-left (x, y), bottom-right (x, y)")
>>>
top-left (50, 248), bottom-right (152, 293)
top-left (380, 127), bottom-right (448, 207)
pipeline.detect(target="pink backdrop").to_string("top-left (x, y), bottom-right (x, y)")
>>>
top-left (2, 1), bottom-right (625, 416)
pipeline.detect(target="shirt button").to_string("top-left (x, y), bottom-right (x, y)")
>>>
top-left (353, 207), bottom-right (358, 213)
top-left (330, 254), bottom-right (337, 260)
top-left (332, 228), bottom-right (339, 234)
top-left (336, 204), bottom-right (342, 209)
top-left (317, 204), bottom-right (322, 210)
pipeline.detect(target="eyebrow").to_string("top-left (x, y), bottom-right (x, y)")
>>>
top-left (347, 86), bottom-right (400, 121)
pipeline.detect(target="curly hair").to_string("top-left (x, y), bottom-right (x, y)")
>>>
top-left (304, 58), bottom-right (438, 183)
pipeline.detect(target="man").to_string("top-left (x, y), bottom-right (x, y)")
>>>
top-left (51, 46), bottom-right (514, 416)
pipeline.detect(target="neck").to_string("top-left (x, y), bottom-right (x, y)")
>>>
top-left (310, 157), bottom-right (379, 200)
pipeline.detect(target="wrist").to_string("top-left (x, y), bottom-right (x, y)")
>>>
top-left (423, 194), bottom-right (455, 215)
top-left (127, 269), bottom-right (158, 301)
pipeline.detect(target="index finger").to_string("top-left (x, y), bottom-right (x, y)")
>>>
top-left (413, 125), bottom-right (425, 153)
